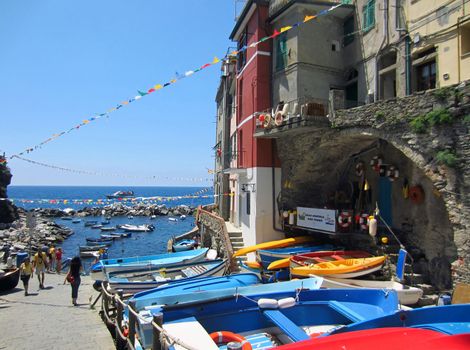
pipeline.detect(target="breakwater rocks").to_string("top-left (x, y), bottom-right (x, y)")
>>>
top-left (0, 210), bottom-right (73, 255)
top-left (34, 203), bottom-right (196, 218)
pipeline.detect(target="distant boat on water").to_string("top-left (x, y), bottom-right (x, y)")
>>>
top-left (106, 190), bottom-right (135, 199)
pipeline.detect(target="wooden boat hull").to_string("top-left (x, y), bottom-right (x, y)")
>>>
top-left (276, 327), bottom-right (470, 350)
top-left (320, 276), bottom-right (423, 305)
top-left (90, 248), bottom-right (211, 281)
top-left (0, 268), bottom-right (20, 292)
top-left (107, 259), bottom-right (228, 294)
top-left (233, 236), bottom-right (314, 257)
top-left (291, 256), bottom-right (386, 278)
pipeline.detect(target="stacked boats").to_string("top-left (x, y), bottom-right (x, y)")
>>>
top-left (92, 235), bottom-right (469, 350)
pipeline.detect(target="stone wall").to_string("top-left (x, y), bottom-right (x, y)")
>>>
top-left (276, 81), bottom-right (470, 287)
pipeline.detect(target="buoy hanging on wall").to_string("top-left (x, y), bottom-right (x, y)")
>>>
top-left (409, 185), bottom-right (425, 204)
top-left (387, 165), bottom-right (400, 181)
top-left (338, 211), bottom-right (352, 231)
top-left (370, 156), bottom-right (383, 173)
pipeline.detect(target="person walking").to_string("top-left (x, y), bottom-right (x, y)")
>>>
top-left (55, 247), bottom-right (63, 274)
top-left (64, 256), bottom-right (83, 306)
top-left (19, 257), bottom-right (33, 296)
top-left (48, 245), bottom-right (56, 272)
top-left (33, 248), bottom-right (48, 289)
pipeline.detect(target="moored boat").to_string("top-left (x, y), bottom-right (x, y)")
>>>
top-left (86, 239), bottom-right (113, 247)
top-left (106, 190), bottom-right (135, 199)
top-left (79, 244), bottom-right (108, 252)
top-left (107, 258), bottom-right (228, 293)
top-left (0, 268), bottom-right (20, 292)
top-left (84, 220), bottom-right (98, 227)
top-left (172, 239), bottom-right (196, 252)
top-left (258, 244), bottom-right (336, 270)
top-left (90, 247), bottom-right (214, 281)
top-left (100, 226), bottom-right (117, 232)
top-left (119, 224), bottom-right (154, 232)
top-left (233, 236), bottom-right (314, 257)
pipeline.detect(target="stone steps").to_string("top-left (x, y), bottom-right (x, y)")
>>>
top-left (416, 294), bottom-right (439, 307)
top-left (404, 273), bottom-right (426, 285)
top-left (414, 283), bottom-right (436, 295)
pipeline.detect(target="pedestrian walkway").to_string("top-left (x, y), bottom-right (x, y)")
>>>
top-left (0, 271), bottom-right (114, 350)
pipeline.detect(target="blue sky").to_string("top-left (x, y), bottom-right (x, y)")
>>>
top-left (0, 0), bottom-right (238, 186)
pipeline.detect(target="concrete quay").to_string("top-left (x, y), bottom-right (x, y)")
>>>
top-left (0, 271), bottom-right (114, 350)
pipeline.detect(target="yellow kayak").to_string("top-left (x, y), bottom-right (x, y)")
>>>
top-left (233, 236), bottom-right (314, 257)
top-left (291, 256), bottom-right (386, 278)
top-left (267, 257), bottom-right (291, 270)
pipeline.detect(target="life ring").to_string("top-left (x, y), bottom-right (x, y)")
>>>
top-left (274, 111), bottom-right (284, 126)
top-left (257, 114), bottom-right (266, 128)
top-left (210, 331), bottom-right (252, 350)
top-left (370, 156), bottom-right (383, 172)
top-left (263, 113), bottom-right (272, 128)
top-left (355, 161), bottom-right (365, 177)
top-left (359, 212), bottom-right (369, 231)
top-left (409, 185), bottom-right (425, 204)
top-left (387, 165), bottom-right (399, 181)
top-left (337, 211), bottom-right (352, 230)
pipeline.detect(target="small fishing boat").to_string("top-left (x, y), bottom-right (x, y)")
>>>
top-left (100, 226), bottom-right (117, 232)
top-left (150, 215), bottom-right (157, 220)
top-left (270, 250), bottom-right (373, 270)
top-left (0, 268), bottom-right (20, 292)
top-left (132, 276), bottom-right (324, 348)
top-left (86, 239), bottom-right (113, 247)
top-left (86, 237), bottom-right (114, 243)
top-left (79, 250), bottom-right (101, 258)
top-left (233, 236), bottom-right (314, 257)
top-left (84, 220), bottom-right (98, 227)
top-left (79, 244), bottom-right (108, 252)
top-left (106, 190), bottom-right (135, 199)
top-left (258, 244), bottom-right (336, 269)
top-left (155, 288), bottom-right (399, 349)
top-left (180, 215), bottom-right (186, 220)
top-left (61, 216), bottom-right (73, 221)
top-left (128, 215), bottom-right (134, 220)
top-left (168, 217), bottom-right (178, 222)
top-left (119, 224), bottom-right (154, 232)
top-left (102, 232), bottom-right (131, 239)
top-left (72, 219), bottom-right (81, 223)
top-left (328, 304), bottom-right (470, 336)
top-left (291, 256), bottom-right (386, 278)
top-left (107, 259), bottom-right (228, 293)
top-left (319, 276), bottom-right (423, 305)
top-left (172, 239), bottom-right (196, 252)
top-left (101, 220), bottom-right (110, 225)
top-left (276, 327), bottom-right (470, 350)
top-left (91, 224), bottom-right (103, 229)
top-left (90, 247), bottom-right (214, 281)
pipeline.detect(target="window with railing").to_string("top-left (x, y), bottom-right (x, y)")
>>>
top-left (275, 32), bottom-right (288, 71)
top-left (362, 0), bottom-right (375, 32)
top-left (237, 30), bottom-right (247, 71)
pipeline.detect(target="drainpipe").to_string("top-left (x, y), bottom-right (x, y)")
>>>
top-left (375, 0), bottom-right (389, 101)
top-left (405, 34), bottom-right (412, 95)
top-left (272, 141), bottom-right (284, 234)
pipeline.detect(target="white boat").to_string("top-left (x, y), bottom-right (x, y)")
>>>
top-left (72, 219), bottom-right (81, 223)
top-left (180, 215), bottom-right (186, 220)
top-left (119, 224), bottom-right (154, 232)
top-left (128, 215), bottom-right (134, 219)
top-left (319, 276), bottom-right (423, 305)
top-left (150, 215), bottom-right (157, 220)
top-left (168, 217), bottom-right (178, 222)
top-left (106, 190), bottom-right (135, 199)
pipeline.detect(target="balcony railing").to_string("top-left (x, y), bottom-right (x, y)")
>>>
top-left (269, 0), bottom-right (353, 16)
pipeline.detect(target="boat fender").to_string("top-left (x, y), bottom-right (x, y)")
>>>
top-left (258, 298), bottom-right (279, 309)
top-left (274, 111), bottom-right (284, 126)
top-left (209, 331), bottom-right (252, 350)
top-left (368, 216), bottom-right (377, 237)
top-left (206, 249), bottom-right (218, 260)
top-left (263, 114), bottom-right (272, 128)
top-left (277, 297), bottom-right (296, 309)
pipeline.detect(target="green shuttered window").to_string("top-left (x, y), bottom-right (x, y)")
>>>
top-left (362, 0), bottom-right (375, 32)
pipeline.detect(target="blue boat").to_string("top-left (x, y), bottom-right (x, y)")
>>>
top-left (257, 244), bottom-right (336, 269)
top-left (107, 259), bottom-right (228, 294)
top-left (132, 276), bottom-right (324, 348)
top-left (153, 288), bottom-right (399, 349)
top-left (90, 247), bottom-right (214, 281)
top-left (172, 239), bottom-right (196, 252)
top-left (328, 304), bottom-right (470, 336)
top-left (86, 239), bottom-right (113, 247)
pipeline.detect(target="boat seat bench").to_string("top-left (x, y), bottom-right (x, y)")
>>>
top-left (262, 310), bottom-right (310, 342)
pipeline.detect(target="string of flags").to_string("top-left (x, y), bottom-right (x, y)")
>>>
top-left (12, 155), bottom-right (213, 183)
top-left (8, 3), bottom-right (343, 160)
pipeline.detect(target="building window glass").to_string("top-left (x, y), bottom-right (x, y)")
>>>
top-left (362, 0), bottom-right (375, 32)
top-left (275, 32), bottom-right (288, 71)
top-left (343, 16), bottom-right (354, 46)
top-left (237, 31), bottom-right (247, 71)
top-left (246, 192), bottom-right (250, 215)
top-left (461, 22), bottom-right (470, 56)
top-left (417, 60), bottom-right (436, 92)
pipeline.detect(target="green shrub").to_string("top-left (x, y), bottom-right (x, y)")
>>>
top-left (436, 150), bottom-right (458, 167)
top-left (410, 115), bottom-right (427, 133)
top-left (425, 108), bottom-right (452, 125)
top-left (433, 88), bottom-right (451, 101)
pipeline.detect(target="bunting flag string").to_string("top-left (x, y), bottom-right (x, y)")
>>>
top-left (12, 155), bottom-right (213, 183)
top-left (7, 3), bottom-right (343, 160)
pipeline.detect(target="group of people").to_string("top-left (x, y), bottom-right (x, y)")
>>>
top-left (18, 246), bottom-right (83, 306)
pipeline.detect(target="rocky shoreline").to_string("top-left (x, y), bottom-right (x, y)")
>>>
top-left (0, 203), bottom-right (196, 259)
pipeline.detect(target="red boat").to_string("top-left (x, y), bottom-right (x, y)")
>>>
top-left (274, 327), bottom-right (470, 350)
top-left (290, 250), bottom-right (372, 267)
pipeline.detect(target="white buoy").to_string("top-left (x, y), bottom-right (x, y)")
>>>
top-left (277, 297), bottom-right (296, 309)
top-left (368, 216), bottom-right (377, 237)
top-left (258, 298), bottom-right (279, 309)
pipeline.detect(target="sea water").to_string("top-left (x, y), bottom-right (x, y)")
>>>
top-left (8, 186), bottom-right (213, 271)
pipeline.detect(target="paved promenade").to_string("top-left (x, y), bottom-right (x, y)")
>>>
top-left (0, 271), bottom-right (115, 350)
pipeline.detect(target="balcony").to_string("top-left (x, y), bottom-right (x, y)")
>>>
top-left (254, 97), bottom-right (330, 138)
top-left (269, 0), bottom-right (354, 19)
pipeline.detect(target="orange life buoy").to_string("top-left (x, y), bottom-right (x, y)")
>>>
top-left (370, 156), bottom-right (383, 173)
top-left (337, 211), bottom-right (352, 230)
top-left (210, 331), bottom-right (252, 350)
top-left (274, 111), bottom-right (284, 126)
top-left (386, 165), bottom-right (399, 181)
top-left (409, 185), bottom-right (425, 204)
